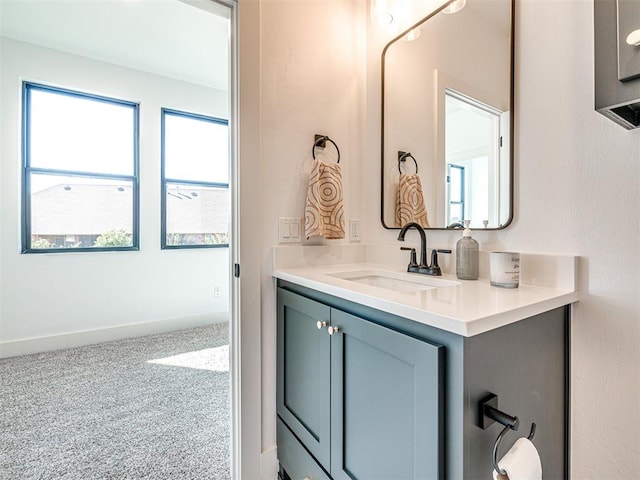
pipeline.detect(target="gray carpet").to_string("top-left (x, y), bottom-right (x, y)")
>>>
top-left (0, 324), bottom-right (230, 480)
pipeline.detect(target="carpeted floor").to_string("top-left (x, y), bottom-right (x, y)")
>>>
top-left (0, 324), bottom-right (230, 480)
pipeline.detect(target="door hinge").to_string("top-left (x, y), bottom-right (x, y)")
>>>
top-left (234, 263), bottom-right (240, 278)
top-left (499, 136), bottom-right (503, 147)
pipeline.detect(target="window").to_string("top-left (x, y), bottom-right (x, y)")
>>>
top-left (22, 83), bottom-right (139, 253)
top-left (161, 108), bottom-right (229, 249)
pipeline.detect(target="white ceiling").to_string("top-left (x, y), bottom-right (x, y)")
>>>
top-left (0, 0), bottom-right (230, 91)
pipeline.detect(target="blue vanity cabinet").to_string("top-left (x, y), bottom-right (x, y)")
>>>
top-left (277, 287), bottom-right (444, 480)
top-left (277, 288), bottom-right (332, 470)
top-left (276, 280), bottom-right (570, 480)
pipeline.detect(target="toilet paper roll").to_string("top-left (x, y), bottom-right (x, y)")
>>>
top-left (492, 437), bottom-right (542, 480)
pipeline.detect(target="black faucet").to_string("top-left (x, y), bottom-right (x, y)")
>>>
top-left (397, 222), bottom-right (451, 276)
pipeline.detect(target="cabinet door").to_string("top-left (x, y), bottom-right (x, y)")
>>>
top-left (330, 309), bottom-right (444, 480)
top-left (277, 288), bottom-right (331, 470)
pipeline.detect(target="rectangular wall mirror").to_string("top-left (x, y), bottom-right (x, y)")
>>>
top-left (381, 0), bottom-right (514, 229)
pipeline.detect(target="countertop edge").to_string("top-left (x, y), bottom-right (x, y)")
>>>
top-left (273, 266), bottom-right (578, 337)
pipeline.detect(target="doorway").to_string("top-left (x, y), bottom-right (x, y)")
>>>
top-left (444, 89), bottom-right (502, 227)
top-left (0, 0), bottom-right (237, 477)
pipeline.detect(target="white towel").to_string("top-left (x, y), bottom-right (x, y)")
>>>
top-left (493, 438), bottom-right (542, 480)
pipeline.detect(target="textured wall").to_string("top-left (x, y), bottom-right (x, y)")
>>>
top-left (513, 2), bottom-right (639, 477)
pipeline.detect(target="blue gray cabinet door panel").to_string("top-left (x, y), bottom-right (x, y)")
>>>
top-left (329, 309), bottom-right (444, 480)
top-left (277, 288), bottom-right (332, 470)
top-left (277, 418), bottom-right (331, 480)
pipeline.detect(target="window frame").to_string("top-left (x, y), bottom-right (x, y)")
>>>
top-left (160, 108), bottom-right (230, 250)
top-left (21, 82), bottom-right (140, 254)
top-left (447, 163), bottom-right (466, 225)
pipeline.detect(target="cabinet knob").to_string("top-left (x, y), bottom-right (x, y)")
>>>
top-left (328, 325), bottom-right (340, 335)
top-left (316, 321), bottom-right (328, 330)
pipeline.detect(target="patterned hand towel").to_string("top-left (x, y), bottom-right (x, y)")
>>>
top-left (305, 160), bottom-right (345, 239)
top-left (396, 173), bottom-right (430, 228)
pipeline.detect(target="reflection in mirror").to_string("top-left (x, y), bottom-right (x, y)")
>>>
top-left (381, 0), bottom-right (513, 229)
top-left (445, 90), bottom-right (506, 227)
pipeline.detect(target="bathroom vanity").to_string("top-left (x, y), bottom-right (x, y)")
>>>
top-left (273, 247), bottom-right (578, 480)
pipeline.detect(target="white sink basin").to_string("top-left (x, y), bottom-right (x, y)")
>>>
top-left (328, 269), bottom-right (460, 295)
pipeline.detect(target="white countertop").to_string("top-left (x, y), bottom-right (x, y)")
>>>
top-left (272, 246), bottom-right (579, 337)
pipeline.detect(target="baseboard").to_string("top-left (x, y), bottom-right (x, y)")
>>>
top-left (0, 312), bottom-right (229, 359)
top-left (261, 445), bottom-right (279, 480)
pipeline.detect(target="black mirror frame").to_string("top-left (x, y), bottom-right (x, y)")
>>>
top-left (380, 0), bottom-right (515, 230)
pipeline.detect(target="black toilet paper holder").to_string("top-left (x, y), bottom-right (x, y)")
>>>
top-left (479, 393), bottom-right (536, 476)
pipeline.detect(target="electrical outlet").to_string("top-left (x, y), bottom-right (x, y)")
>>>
top-left (213, 286), bottom-right (222, 297)
top-left (349, 219), bottom-right (361, 242)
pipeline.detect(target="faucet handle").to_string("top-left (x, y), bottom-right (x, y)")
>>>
top-left (400, 247), bottom-right (418, 268)
top-left (429, 249), bottom-right (452, 276)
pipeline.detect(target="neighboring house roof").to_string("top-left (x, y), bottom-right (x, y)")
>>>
top-left (165, 186), bottom-right (229, 234)
top-left (31, 184), bottom-right (229, 235)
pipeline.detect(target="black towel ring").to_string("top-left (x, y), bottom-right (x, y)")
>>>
top-left (398, 151), bottom-right (418, 174)
top-left (312, 135), bottom-right (340, 164)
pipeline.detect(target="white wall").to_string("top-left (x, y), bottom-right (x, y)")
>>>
top-left (363, 0), bottom-right (639, 477)
top-left (0, 38), bottom-right (230, 355)
top-left (254, 0), bottom-right (366, 462)
top-left (512, 3), bottom-right (639, 476)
